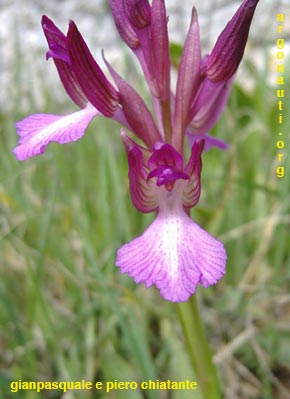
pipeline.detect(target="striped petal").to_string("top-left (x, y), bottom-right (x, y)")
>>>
top-left (183, 139), bottom-right (204, 208)
top-left (125, 145), bottom-right (158, 213)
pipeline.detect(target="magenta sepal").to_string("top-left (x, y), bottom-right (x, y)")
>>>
top-left (42, 15), bottom-right (120, 116)
top-left (106, 59), bottom-right (162, 149)
top-left (123, 0), bottom-right (151, 29)
top-left (42, 15), bottom-right (88, 108)
top-left (173, 7), bottom-right (201, 147)
top-left (183, 139), bottom-right (203, 209)
top-left (150, 0), bottom-right (171, 101)
top-left (206, 0), bottom-right (259, 82)
top-left (188, 76), bottom-right (234, 136)
top-left (121, 128), bottom-right (151, 165)
top-left (109, 0), bottom-right (140, 48)
top-left (126, 146), bottom-right (158, 213)
top-left (67, 21), bottom-right (119, 117)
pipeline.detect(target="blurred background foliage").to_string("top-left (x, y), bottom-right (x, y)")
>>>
top-left (1, 2), bottom-right (290, 399)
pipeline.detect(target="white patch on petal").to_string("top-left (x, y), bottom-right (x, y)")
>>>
top-left (116, 206), bottom-right (227, 302)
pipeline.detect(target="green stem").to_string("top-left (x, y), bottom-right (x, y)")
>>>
top-left (176, 295), bottom-right (221, 399)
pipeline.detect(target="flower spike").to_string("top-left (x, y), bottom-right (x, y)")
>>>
top-left (14, 0), bottom-right (259, 301)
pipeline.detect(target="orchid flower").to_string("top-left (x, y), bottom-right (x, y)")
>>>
top-left (14, 0), bottom-right (259, 302)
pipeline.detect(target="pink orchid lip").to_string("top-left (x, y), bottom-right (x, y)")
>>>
top-left (116, 213), bottom-right (227, 302)
top-left (117, 136), bottom-right (227, 303)
top-left (116, 137), bottom-right (225, 302)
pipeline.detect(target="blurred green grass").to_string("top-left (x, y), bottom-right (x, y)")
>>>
top-left (1, 49), bottom-right (290, 399)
